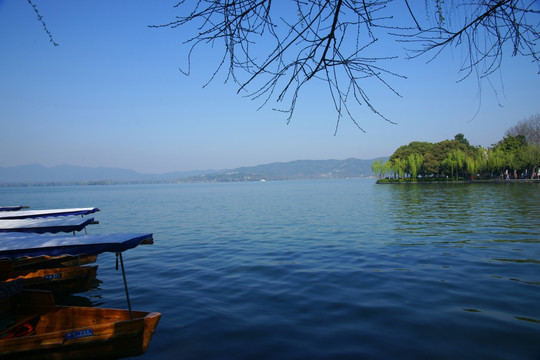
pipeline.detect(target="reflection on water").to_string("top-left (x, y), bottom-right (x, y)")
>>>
top-left (380, 184), bottom-right (539, 248)
top-left (492, 258), bottom-right (540, 264)
top-left (56, 292), bottom-right (104, 307)
top-left (515, 316), bottom-right (540, 324)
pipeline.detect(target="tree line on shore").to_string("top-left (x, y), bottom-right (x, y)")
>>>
top-left (372, 115), bottom-right (540, 181)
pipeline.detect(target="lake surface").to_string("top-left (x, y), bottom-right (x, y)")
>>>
top-left (1, 180), bottom-right (539, 359)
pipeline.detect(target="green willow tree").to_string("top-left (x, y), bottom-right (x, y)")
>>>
top-left (487, 148), bottom-right (506, 177)
top-left (466, 156), bottom-right (477, 178)
top-left (376, 130), bottom-right (540, 181)
top-left (392, 158), bottom-right (406, 179)
top-left (441, 154), bottom-right (457, 179)
top-left (371, 160), bottom-right (383, 179)
top-left (468, 147), bottom-right (487, 178)
top-left (407, 153), bottom-right (424, 179)
top-left (453, 149), bottom-right (466, 180)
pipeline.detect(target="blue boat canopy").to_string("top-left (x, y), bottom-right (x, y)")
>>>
top-left (0, 216), bottom-right (96, 234)
top-left (0, 233), bottom-right (153, 259)
top-left (0, 207), bottom-right (99, 220)
top-left (0, 206), bottom-right (27, 212)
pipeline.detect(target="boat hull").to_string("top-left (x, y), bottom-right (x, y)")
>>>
top-left (2, 255), bottom-right (98, 271)
top-left (1, 266), bottom-right (98, 297)
top-left (0, 306), bottom-right (161, 359)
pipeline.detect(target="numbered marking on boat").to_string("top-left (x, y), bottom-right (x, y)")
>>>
top-left (65, 329), bottom-right (93, 340)
top-left (44, 273), bottom-right (62, 280)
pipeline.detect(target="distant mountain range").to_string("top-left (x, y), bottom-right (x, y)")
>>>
top-left (0, 158), bottom-right (386, 186)
top-left (0, 164), bottom-right (213, 185)
top-left (184, 158), bottom-right (385, 182)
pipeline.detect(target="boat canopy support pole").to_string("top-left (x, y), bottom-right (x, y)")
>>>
top-left (117, 252), bottom-right (133, 319)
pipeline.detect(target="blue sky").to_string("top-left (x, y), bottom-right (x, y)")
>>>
top-left (1, 1), bottom-right (538, 174)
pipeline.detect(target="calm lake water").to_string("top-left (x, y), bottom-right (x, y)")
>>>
top-left (1, 179), bottom-right (540, 359)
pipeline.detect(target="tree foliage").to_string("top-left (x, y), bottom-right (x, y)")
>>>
top-left (374, 129), bottom-right (540, 180)
top-left (149, 0), bottom-right (539, 131)
top-left (454, 133), bottom-right (470, 147)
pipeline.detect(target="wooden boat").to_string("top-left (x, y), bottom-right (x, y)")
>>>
top-left (1, 254), bottom-right (98, 271)
top-left (0, 265), bottom-right (98, 297)
top-left (0, 214), bottom-right (100, 273)
top-left (0, 232), bottom-right (160, 358)
top-left (0, 288), bottom-right (160, 359)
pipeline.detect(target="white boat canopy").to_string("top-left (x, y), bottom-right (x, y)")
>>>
top-left (0, 207), bottom-right (99, 220)
top-left (0, 216), bottom-right (97, 234)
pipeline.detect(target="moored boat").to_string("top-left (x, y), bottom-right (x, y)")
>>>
top-left (0, 233), bottom-right (153, 258)
top-left (0, 265), bottom-right (98, 297)
top-left (0, 232), bottom-right (160, 358)
top-left (0, 286), bottom-right (160, 359)
top-left (0, 211), bottom-right (100, 274)
top-left (5, 255), bottom-right (98, 271)
top-left (0, 216), bottom-right (98, 234)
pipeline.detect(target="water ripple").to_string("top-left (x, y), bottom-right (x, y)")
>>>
top-left (2, 181), bottom-right (539, 359)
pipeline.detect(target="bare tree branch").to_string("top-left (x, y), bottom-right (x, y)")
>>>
top-left (152, 0), bottom-right (407, 132)
top-left (27, 0), bottom-right (59, 47)
top-left (400, 0), bottom-right (539, 81)
top-left (28, 1), bottom-right (539, 132)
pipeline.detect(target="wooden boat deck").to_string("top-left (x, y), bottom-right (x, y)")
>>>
top-left (0, 290), bottom-right (160, 359)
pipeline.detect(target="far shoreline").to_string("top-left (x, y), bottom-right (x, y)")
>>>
top-left (376, 178), bottom-right (540, 184)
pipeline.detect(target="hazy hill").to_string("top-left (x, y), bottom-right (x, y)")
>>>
top-left (183, 158), bottom-right (386, 182)
top-left (0, 164), bottom-right (213, 185)
top-left (0, 158), bottom-right (386, 185)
